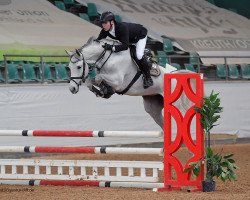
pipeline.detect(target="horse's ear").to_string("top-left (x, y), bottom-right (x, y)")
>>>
top-left (65, 50), bottom-right (74, 56)
top-left (75, 49), bottom-right (81, 57)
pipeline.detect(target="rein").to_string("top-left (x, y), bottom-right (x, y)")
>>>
top-left (69, 57), bottom-right (85, 86)
top-left (91, 41), bottom-right (115, 71)
top-left (69, 44), bottom-right (113, 85)
top-left (92, 48), bottom-right (113, 71)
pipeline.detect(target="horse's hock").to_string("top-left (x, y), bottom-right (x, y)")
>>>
top-left (0, 73), bottom-right (204, 191)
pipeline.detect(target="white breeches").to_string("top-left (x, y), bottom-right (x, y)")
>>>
top-left (135, 36), bottom-right (147, 60)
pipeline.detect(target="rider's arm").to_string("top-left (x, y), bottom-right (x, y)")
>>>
top-left (113, 23), bottom-right (129, 52)
top-left (97, 29), bottom-right (108, 40)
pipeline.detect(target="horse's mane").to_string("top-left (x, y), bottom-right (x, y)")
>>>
top-left (78, 36), bottom-right (128, 62)
top-left (81, 37), bottom-right (121, 50)
top-left (99, 38), bottom-right (121, 45)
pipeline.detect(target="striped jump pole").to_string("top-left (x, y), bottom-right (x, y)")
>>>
top-left (0, 130), bottom-right (163, 138)
top-left (0, 146), bottom-right (163, 155)
top-left (0, 180), bottom-right (164, 189)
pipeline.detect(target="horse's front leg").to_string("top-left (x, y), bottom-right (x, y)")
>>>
top-left (85, 77), bottom-right (104, 97)
top-left (88, 75), bottom-right (115, 99)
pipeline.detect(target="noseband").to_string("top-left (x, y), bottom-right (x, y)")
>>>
top-left (70, 56), bottom-right (86, 86)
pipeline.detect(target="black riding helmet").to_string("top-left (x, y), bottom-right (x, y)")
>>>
top-left (100, 11), bottom-right (115, 23)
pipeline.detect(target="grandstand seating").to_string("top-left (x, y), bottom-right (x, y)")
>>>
top-left (216, 64), bottom-right (226, 79)
top-left (114, 15), bottom-right (122, 22)
top-left (228, 8), bottom-right (238, 13)
top-left (240, 64), bottom-right (250, 79)
top-left (0, 61), bottom-right (3, 68)
top-left (87, 3), bottom-right (98, 20)
top-left (171, 63), bottom-right (182, 70)
top-left (79, 13), bottom-right (90, 22)
top-left (54, 64), bottom-right (69, 82)
top-left (206, 0), bottom-right (215, 5)
top-left (157, 51), bottom-right (168, 67)
top-left (0, 73), bottom-right (4, 82)
top-left (184, 63), bottom-right (196, 72)
top-left (54, 1), bottom-right (66, 11)
top-left (0, 61), bottom-right (73, 83)
top-left (210, 0), bottom-right (250, 19)
top-left (40, 64), bottom-right (55, 82)
top-left (22, 64), bottom-right (39, 82)
top-left (69, 4), bottom-right (87, 15)
top-left (63, 0), bottom-right (75, 8)
top-left (228, 64), bottom-right (240, 79)
top-left (162, 38), bottom-right (175, 54)
top-left (6, 63), bottom-right (22, 83)
top-left (189, 52), bottom-right (200, 65)
top-left (0, 64), bottom-right (4, 82)
top-left (63, 0), bottom-right (74, 3)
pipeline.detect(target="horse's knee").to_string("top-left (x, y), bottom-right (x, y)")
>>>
top-left (95, 75), bottom-right (102, 85)
top-left (100, 81), bottom-right (115, 99)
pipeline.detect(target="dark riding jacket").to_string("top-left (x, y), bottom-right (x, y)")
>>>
top-left (97, 22), bottom-right (147, 52)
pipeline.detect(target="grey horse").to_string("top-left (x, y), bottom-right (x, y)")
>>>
top-left (66, 37), bottom-right (190, 130)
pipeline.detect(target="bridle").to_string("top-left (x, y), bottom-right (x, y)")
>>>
top-left (69, 44), bottom-right (113, 86)
top-left (69, 54), bottom-right (86, 86)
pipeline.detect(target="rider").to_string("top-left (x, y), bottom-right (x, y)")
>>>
top-left (97, 11), bottom-right (153, 89)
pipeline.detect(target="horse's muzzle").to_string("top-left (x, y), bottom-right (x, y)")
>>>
top-left (69, 85), bottom-right (79, 94)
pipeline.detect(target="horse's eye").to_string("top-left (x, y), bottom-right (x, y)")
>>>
top-left (77, 66), bottom-right (81, 70)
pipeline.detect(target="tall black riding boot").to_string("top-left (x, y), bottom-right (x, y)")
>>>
top-left (138, 55), bottom-right (153, 89)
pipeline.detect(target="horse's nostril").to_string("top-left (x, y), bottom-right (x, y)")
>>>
top-left (69, 86), bottom-right (75, 94)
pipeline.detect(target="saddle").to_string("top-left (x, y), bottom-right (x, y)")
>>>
top-left (129, 45), bottom-right (161, 77)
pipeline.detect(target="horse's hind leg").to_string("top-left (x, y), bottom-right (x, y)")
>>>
top-left (142, 94), bottom-right (164, 130)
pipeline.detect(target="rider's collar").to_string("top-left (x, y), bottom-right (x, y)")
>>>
top-left (109, 24), bottom-right (115, 37)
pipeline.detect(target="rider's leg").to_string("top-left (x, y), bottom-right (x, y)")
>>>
top-left (136, 37), bottom-right (153, 89)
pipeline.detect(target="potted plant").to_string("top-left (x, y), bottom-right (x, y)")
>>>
top-left (184, 91), bottom-right (237, 192)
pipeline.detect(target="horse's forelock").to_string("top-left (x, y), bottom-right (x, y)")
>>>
top-left (69, 50), bottom-right (82, 63)
top-left (70, 53), bottom-right (78, 63)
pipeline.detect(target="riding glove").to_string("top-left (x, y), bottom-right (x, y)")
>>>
top-left (102, 44), bottom-right (114, 51)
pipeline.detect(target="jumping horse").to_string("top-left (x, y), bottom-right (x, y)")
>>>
top-left (66, 37), bottom-right (191, 130)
